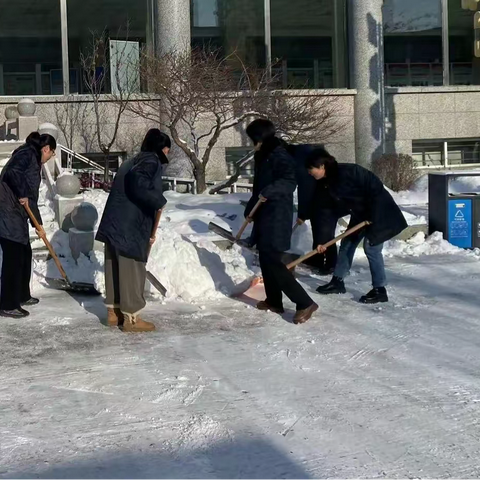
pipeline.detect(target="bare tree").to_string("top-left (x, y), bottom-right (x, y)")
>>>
top-left (127, 48), bottom-right (345, 193)
top-left (54, 94), bottom-right (87, 150)
top-left (80, 26), bottom-right (137, 183)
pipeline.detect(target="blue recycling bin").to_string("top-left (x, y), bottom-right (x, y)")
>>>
top-left (429, 172), bottom-right (480, 249)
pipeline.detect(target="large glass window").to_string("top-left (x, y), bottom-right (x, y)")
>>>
top-left (191, 0), bottom-right (347, 88)
top-left (191, 0), bottom-right (266, 68)
top-left (67, 0), bottom-right (148, 94)
top-left (449, 0), bottom-right (480, 85)
top-left (384, 0), bottom-right (443, 87)
top-left (0, 0), bottom-right (62, 95)
top-left (271, 0), bottom-right (347, 89)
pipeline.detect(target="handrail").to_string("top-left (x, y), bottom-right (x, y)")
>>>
top-left (57, 143), bottom-right (108, 174)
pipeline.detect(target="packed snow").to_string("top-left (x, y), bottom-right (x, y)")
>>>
top-left (17, 174), bottom-right (480, 303)
top-left (2, 173), bottom-right (480, 478)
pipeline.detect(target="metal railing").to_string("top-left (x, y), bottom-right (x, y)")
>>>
top-left (58, 144), bottom-right (108, 173)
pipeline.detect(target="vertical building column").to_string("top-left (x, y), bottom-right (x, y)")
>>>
top-left (155, 0), bottom-right (191, 55)
top-left (348, 0), bottom-right (385, 167)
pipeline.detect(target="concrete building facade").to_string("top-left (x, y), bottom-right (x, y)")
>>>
top-left (1, 0), bottom-right (480, 179)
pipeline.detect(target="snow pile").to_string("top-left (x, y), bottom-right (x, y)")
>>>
top-left (385, 231), bottom-right (473, 258)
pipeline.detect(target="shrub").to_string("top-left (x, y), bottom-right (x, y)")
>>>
top-left (371, 153), bottom-right (420, 192)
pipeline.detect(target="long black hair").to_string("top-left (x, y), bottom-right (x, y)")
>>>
top-left (26, 131), bottom-right (57, 152)
top-left (305, 147), bottom-right (338, 179)
top-left (141, 128), bottom-right (171, 164)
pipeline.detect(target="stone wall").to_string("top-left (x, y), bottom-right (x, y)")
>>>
top-left (0, 91), bottom-right (356, 181)
top-left (385, 86), bottom-right (480, 156)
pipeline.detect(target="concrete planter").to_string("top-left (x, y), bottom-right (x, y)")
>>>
top-left (17, 99), bottom-right (36, 117)
top-left (56, 174), bottom-right (81, 198)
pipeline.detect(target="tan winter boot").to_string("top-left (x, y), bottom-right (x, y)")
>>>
top-left (121, 313), bottom-right (156, 333)
top-left (107, 307), bottom-right (123, 327)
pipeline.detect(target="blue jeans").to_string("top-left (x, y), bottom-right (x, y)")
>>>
top-left (333, 233), bottom-right (387, 288)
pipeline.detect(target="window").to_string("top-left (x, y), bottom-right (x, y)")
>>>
top-left (384, 0), bottom-right (443, 87)
top-left (413, 138), bottom-right (480, 168)
top-left (449, 1), bottom-right (479, 85)
top-left (271, 0), bottom-right (347, 89)
top-left (190, 0), bottom-right (348, 88)
top-left (191, 0), bottom-right (266, 68)
top-left (226, 147), bottom-right (254, 177)
top-left (67, 0), bottom-right (147, 94)
top-left (0, 0), bottom-right (62, 95)
top-left (412, 140), bottom-right (445, 167)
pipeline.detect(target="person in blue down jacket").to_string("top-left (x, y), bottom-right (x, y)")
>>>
top-left (0, 132), bottom-right (56, 318)
top-left (96, 129), bottom-right (170, 333)
top-left (244, 119), bottom-right (318, 325)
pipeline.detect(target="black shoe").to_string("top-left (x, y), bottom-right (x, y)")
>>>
top-left (316, 276), bottom-right (346, 295)
top-left (0, 308), bottom-right (30, 318)
top-left (359, 287), bottom-right (388, 304)
top-left (21, 297), bottom-right (40, 307)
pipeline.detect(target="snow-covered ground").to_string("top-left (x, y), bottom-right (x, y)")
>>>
top-left (2, 175), bottom-right (480, 478)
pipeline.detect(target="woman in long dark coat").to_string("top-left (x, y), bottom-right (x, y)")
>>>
top-left (245, 120), bottom-right (318, 324)
top-left (96, 129), bottom-right (169, 333)
top-left (0, 132), bottom-right (56, 318)
top-left (306, 147), bottom-right (408, 304)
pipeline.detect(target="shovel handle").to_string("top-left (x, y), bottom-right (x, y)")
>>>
top-left (236, 198), bottom-right (264, 241)
top-left (23, 202), bottom-right (69, 281)
top-left (147, 208), bottom-right (163, 259)
top-left (287, 221), bottom-right (372, 270)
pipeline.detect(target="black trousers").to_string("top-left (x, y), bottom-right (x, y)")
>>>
top-left (310, 214), bottom-right (338, 270)
top-left (0, 237), bottom-right (32, 310)
top-left (259, 250), bottom-right (313, 311)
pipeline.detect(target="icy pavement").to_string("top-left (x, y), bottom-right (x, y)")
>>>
top-left (1, 253), bottom-right (480, 478)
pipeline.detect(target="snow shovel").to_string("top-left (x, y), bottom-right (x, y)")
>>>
top-left (236, 220), bottom-right (372, 302)
top-left (146, 209), bottom-right (167, 297)
top-left (24, 203), bottom-right (99, 295)
top-left (208, 198), bottom-right (265, 247)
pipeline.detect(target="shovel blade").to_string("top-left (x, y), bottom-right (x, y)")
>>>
top-left (146, 270), bottom-right (167, 297)
top-left (208, 222), bottom-right (237, 243)
top-left (45, 277), bottom-right (100, 295)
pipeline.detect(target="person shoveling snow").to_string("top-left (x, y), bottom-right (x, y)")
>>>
top-left (96, 129), bottom-right (170, 333)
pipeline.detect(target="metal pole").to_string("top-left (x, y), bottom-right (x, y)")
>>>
top-left (442, 0), bottom-right (450, 86)
top-left (60, 0), bottom-right (70, 94)
top-left (264, 0), bottom-right (272, 77)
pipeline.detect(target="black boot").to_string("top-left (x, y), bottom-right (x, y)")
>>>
top-left (0, 308), bottom-right (30, 318)
top-left (359, 287), bottom-right (388, 304)
top-left (21, 297), bottom-right (40, 307)
top-left (316, 276), bottom-right (346, 295)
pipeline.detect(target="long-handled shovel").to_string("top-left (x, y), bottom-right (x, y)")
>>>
top-left (146, 209), bottom-right (167, 297)
top-left (208, 198), bottom-right (264, 247)
top-left (24, 203), bottom-right (99, 295)
top-left (236, 221), bottom-right (372, 301)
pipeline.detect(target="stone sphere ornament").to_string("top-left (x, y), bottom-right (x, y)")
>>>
top-left (39, 122), bottom-right (59, 140)
top-left (5, 106), bottom-right (19, 120)
top-left (56, 173), bottom-right (81, 198)
top-left (17, 98), bottom-right (36, 117)
top-left (71, 202), bottom-right (99, 231)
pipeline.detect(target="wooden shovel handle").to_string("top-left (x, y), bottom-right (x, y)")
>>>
top-left (23, 202), bottom-right (69, 281)
top-left (287, 221), bottom-right (372, 270)
top-left (147, 208), bottom-right (163, 259)
top-left (236, 198), bottom-right (264, 241)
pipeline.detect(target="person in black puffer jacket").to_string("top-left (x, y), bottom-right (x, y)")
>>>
top-left (0, 132), bottom-right (56, 318)
top-left (306, 147), bottom-right (408, 304)
top-left (244, 120), bottom-right (318, 325)
top-left (96, 129), bottom-right (169, 332)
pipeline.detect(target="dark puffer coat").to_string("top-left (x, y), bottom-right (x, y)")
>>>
top-left (245, 137), bottom-right (297, 252)
top-left (323, 163), bottom-right (407, 246)
top-left (96, 151), bottom-right (167, 262)
top-left (0, 143), bottom-right (43, 245)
